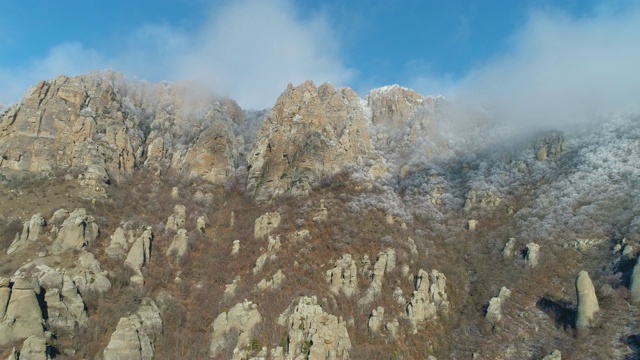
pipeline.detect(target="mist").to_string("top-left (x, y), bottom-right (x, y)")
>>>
top-left (449, 6), bottom-right (640, 132)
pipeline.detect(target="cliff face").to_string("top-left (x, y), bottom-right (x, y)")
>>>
top-left (246, 80), bottom-right (380, 200)
top-left (0, 72), bottom-right (242, 188)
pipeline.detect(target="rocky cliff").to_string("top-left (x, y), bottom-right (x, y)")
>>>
top-left (0, 72), bottom-right (639, 359)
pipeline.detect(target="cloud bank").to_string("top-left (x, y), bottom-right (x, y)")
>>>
top-left (451, 6), bottom-right (640, 130)
top-left (0, 0), bottom-right (352, 109)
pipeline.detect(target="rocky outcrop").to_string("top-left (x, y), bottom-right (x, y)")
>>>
top-left (368, 306), bottom-right (385, 334)
top-left (7, 213), bottom-right (45, 255)
top-left (525, 242), bottom-right (540, 267)
top-left (166, 229), bottom-right (189, 261)
top-left (18, 335), bottom-right (50, 360)
top-left (257, 269), bottom-right (285, 292)
top-left (196, 215), bottom-right (206, 233)
top-left (534, 131), bottom-right (566, 161)
top-left (165, 205), bottom-right (186, 233)
top-left (464, 189), bottom-right (502, 211)
top-left (253, 211), bottom-right (281, 239)
top-left (358, 248), bottom-right (396, 307)
top-left (124, 227), bottom-right (153, 286)
top-left (231, 240), bottom-right (240, 256)
top-left (630, 257), bottom-right (640, 303)
top-left (103, 298), bottom-right (162, 360)
top-left (50, 208), bottom-right (98, 252)
top-left (406, 269), bottom-right (450, 329)
top-left (0, 278), bottom-right (44, 346)
top-left (275, 296), bottom-right (351, 360)
top-left (485, 287), bottom-right (511, 327)
top-left (576, 270), bottom-right (599, 329)
top-left (247, 81), bottom-right (378, 200)
top-left (35, 266), bottom-right (88, 332)
top-left (253, 236), bottom-right (281, 274)
top-left (502, 238), bottom-right (516, 259)
top-left (326, 254), bottom-right (358, 298)
top-left (209, 300), bottom-right (262, 359)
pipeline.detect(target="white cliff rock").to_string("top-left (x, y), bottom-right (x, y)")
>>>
top-left (406, 269), bottom-right (449, 330)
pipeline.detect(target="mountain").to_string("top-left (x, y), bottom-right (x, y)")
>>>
top-left (0, 71), bottom-right (639, 359)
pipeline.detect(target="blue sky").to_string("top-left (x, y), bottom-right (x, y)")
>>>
top-left (1, 0), bottom-right (639, 117)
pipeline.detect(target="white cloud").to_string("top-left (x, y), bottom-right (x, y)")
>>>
top-left (0, 0), bottom-right (353, 109)
top-left (453, 6), bottom-right (640, 130)
top-left (174, 0), bottom-right (354, 108)
top-left (0, 43), bottom-right (107, 106)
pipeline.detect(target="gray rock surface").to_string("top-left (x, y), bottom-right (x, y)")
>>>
top-left (50, 209), bottom-right (98, 252)
top-left (103, 298), bottom-right (162, 360)
top-left (7, 213), bottom-right (46, 255)
top-left (253, 212), bottom-right (281, 239)
top-left (0, 278), bottom-right (44, 346)
top-left (209, 300), bottom-right (262, 359)
top-left (166, 229), bottom-right (189, 261)
top-left (326, 254), bottom-right (358, 297)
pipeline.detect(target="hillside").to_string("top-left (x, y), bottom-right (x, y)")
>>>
top-left (0, 71), bottom-right (639, 359)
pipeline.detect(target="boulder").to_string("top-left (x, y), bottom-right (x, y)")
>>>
top-left (542, 350), bottom-right (562, 360)
top-left (50, 209), bottom-right (98, 252)
top-left (196, 215), bottom-right (206, 233)
top-left (576, 270), bottom-right (599, 329)
top-left (485, 287), bottom-right (511, 327)
top-left (231, 240), bottom-right (240, 256)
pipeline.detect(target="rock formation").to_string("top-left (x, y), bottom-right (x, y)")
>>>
top-left (257, 269), bottom-right (285, 292)
top-left (542, 350), bottom-right (562, 360)
top-left (368, 306), bottom-right (385, 334)
top-left (7, 213), bottom-right (46, 255)
top-left (253, 236), bottom-right (281, 274)
top-left (485, 287), bottom-right (511, 327)
top-left (18, 335), bottom-right (50, 360)
top-left (502, 238), bottom-right (516, 259)
top-left (253, 211), bottom-right (281, 239)
top-left (50, 208), bottom-right (98, 252)
top-left (166, 229), bottom-right (189, 261)
top-left (575, 270), bottom-right (599, 329)
top-left (525, 242), bottom-right (540, 267)
top-left (0, 278), bottom-right (44, 346)
top-left (209, 300), bottom-right (262, 359)
top-left (103, 298), bottom-right (162, 360)
top-left (406, 269), bottom-right (450, 329)
top-left (247, 81), bottom-right (379, 200)
top-left (358, 248), bottom-right (396, 307)
top-left (124, 227), bottom-right (153, 286)
top-left (165, 204), bottom-right (186, 233)
top-left (326, 254), bottom-right (358, 297)
top-left (275, 296), bottom-right (351, 359)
